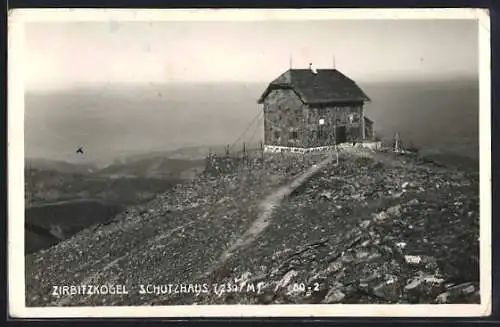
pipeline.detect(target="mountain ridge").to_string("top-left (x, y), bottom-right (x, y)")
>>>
top-left (25, 149), bottom-right (480, 306)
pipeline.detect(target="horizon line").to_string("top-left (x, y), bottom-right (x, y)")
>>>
top-left (25, 75), bottom-right (479, 93)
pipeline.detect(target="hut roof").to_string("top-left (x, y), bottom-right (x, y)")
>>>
top-left (258, 68), bottom-right (370, 105)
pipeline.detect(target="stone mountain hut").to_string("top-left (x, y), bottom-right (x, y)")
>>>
top-left (258, 66), bottom-right (374, 152)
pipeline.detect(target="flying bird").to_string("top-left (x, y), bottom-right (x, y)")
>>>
top-left (76, 147), bottom-right (84, 154)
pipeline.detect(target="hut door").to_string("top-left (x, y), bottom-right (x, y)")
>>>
top-left (336, 126), bottom-right (347, 144)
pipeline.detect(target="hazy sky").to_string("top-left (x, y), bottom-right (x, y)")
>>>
top-left (25, 19), bottom-right (478, 90)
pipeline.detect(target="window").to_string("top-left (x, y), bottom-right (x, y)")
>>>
top-left (317, 128), bottom-right (326, 140)
top-left (348, 113), bottom-right (360, 124)
top-left (290, 130), bottom-right (298, 139)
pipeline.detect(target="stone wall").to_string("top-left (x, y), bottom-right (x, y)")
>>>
top-left (304, 104), bottom-right (364, 147)
top-left (263, 89), bottom-right (366, 148)
top-left (263, 89), bottom-right (307, 147)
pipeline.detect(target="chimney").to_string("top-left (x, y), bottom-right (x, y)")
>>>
top-left (309, 62), bottom-right (318, 74)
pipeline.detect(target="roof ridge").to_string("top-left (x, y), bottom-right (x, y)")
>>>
top-left (258, 68), bottom-right (370, 104)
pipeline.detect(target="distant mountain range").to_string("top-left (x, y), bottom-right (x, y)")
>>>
top-left (26, 145), bottom-right (213, 177)
top-left (98, 156), bottom-right (205, 179)
top-left (26, 141), bottom-right (266, 179)
top-left (24, 147), bottom-right (215, 254)
top-left (26, 158), bottom-right (97, 174)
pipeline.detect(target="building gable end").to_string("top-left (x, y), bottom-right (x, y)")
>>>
top-left (258, 85), bottom-right (306, 105)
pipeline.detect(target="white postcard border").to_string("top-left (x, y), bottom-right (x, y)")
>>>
top-left (8, 8), bottom-right (492, 318)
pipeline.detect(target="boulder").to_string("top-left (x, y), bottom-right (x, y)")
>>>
top-left (404, 274), bottom-right (445, 303)
top-left (372, 275), bottom-right (401, 301)
top-left (435, 282), bottom-right (479, 304)
top-left (323, 288), bottom-right (346, 304)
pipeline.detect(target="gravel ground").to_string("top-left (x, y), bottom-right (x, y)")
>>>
top-left (25, 153), bottom-right (327, 306)
top-left (171, 150), bottom-right (480, 305)
top-left (25, 149), bottom-right (479, 306)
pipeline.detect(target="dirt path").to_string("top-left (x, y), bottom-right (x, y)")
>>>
top-left (206, 154), bottom-right (335, 277)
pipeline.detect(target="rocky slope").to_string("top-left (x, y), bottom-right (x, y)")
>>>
top-left (25, 154), bottom-right (327, 306)
top-left (25, 149), bottom-right (479, 306)
top-left (181, 150), bottom-right (480, 305)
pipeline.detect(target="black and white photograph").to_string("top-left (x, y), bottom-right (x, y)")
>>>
top-left (8, 8), bottom-right (491, 318)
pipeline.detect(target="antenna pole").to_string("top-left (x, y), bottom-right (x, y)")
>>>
top-left (333, 56), bottom-right (336, 69)
top-left (289, 55), bottom-right (293, 69)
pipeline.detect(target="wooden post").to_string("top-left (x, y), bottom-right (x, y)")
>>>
top-left (260, 140), bottom-right (264, 161)
top-left (361, 106), bottom-right (365, 141)
top-left (334, 134), bottom-right (339, 165)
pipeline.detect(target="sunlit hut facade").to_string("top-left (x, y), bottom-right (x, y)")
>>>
top-left (258, 66), bottom-right (374, 152)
